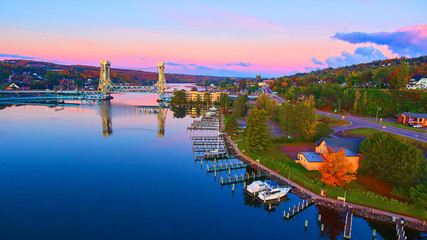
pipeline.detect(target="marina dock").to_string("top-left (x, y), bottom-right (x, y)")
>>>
top-left (220, 172), bottom-right (270, 185)
top-left (283, 199), bottom-right (314, 219)
top-left (344, 208), bottom-right (353, 239)
top-left (207, 162), bottom-right (248, 172)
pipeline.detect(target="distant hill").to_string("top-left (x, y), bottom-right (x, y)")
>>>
top-left (0, 59), bottom-right (231, 84)
top-left (285, 56), bottom-right (427, 79)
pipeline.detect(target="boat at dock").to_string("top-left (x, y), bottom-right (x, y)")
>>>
top-left (246, 180), bottom-right (278, 195)
top-left (258, 186), bottom-right (291, 201)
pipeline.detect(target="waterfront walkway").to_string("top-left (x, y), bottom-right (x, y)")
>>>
top-left (223, 134), bottom-right (427, 231)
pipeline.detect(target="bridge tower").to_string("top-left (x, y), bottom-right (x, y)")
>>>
top-left (156, 62), bottom-right (167, 100)
top-left (98, 60), bottom-right (113, 92)
top-left (157, 107), bottom-right (167, 138)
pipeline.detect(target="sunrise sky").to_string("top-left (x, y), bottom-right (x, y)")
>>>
top-left (1, 0), bottom-right (426, 77)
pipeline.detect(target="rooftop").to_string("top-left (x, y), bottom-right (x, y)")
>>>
top-left (315, 137), bottom-right (362, 157)
top-left (300, 152), bottom-right (323, 162)
top-left (399, 112), bottom-right (427, 119)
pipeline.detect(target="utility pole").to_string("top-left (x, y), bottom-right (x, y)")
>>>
top-left (376, 105), bottom-right (380, 122)
top-left (338, 100), bottom-right (341, 113)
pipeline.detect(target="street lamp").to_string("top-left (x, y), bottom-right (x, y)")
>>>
top-left (376, 106), bottom-right (381, 122)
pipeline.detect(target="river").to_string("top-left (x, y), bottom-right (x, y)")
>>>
top-left (0, 92), bottom-right (424, 239)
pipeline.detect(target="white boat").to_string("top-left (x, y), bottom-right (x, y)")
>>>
top-left (246, 181), bottom-right (267, 195)
top-left (246, 180), bottom-right (277, 195)
top-left (258, 187), bottom-right (291, 201)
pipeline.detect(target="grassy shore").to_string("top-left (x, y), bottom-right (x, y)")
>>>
top-left (364, 120), bottom-right (427, 133)
top-left (231, 134), bottom-right (427, 219)
top-left (316, 114), bottom-right (351, 127)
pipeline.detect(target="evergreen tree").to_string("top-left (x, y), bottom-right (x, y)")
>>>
top-left (224, 114), bottom-right (239, 133)
top-left (204, 92), bottom-right (211, 104)
top-left (245, 108), bottom-right (271, 153)
top-left (196, 94), bottom-right (201, 105)
top-left (353, 90), bottom-right (360, 113)
top-left (171, 90), bottom-right (186, 104)
top-left (233, 94), bottom-right (247, 118)
top-left (219, 93), bottom-right (230, 110)
top-left (315, 122), bottom-right (333, 139)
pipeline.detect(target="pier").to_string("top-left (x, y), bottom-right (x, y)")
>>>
top-left (283, 199), bottom-right (314, 219)
top-left (207, 162), bottom-right (248, 172)
top-left (343, 208), bottom-right (353, 239)
top-left (191, 135), bottom-right (231, 160)
top-left (396, 219), bottom-right (406, 240)
top-left (220, 172), bottom-right (270, 185)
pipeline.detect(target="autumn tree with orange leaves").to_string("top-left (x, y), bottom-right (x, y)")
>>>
top-left (319, 147), bottom-right (356, 187)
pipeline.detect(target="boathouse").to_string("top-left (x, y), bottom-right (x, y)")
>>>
top-left (296, 137), bottom-right (363, 171)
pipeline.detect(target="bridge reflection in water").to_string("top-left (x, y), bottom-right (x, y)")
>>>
top-left (99, 100), bottom-right (167, 138)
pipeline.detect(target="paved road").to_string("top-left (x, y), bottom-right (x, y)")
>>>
top-left (317, 111), bottom-right (427, 143)
top-left (259, 84), bottom-right (426, 142)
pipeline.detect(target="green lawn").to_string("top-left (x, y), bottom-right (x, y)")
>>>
top-left (316, 114), bottom-right (351, 127)
top-left (364, 119), bottom-right (427, 133)
top-left (230, 133), bottom-right (427, 219)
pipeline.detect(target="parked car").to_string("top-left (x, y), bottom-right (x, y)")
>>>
top-left (413, 124), bottom-right (422, 128)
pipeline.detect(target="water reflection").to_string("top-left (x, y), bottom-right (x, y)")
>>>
top-left (171, 105), bottom-right (204, 119)
top-left (96, 101), bottom-right (169, 138)
top-left (100, 101), bottom-right (113, 137)
top-left (316, 205), bottom-right (345, 240)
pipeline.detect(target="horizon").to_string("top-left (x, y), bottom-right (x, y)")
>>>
top-left (2, 55), bottom-right (423, 80)
top-left (1, 0), bottom-right (427, 78)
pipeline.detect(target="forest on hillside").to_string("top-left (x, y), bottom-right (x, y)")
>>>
top-left (0, 60), bottom-right (229, 88)
top-left (269, 56), bottom-right (427, 117)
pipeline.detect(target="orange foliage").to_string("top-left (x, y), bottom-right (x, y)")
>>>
top-left (319, 147), bottom-right (356, 187)
top-left (281, 82), bottom-right (288, 87)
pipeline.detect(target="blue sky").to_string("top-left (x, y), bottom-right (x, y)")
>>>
top-left (1, 0), bottom-right (426, 77)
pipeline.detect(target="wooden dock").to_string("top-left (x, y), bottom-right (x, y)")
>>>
top-left (192, 135), bottom-right (231, 160)
top-left (396, 219), bottom-right (406, 240)
top-left (221, 172), bottom-right (270, 185)
top-left (187, 116), bottom-right (219, 131)
top-left (283, 199), bottom-right (314, 219)
top-left (207, 162), bottom-right (248, 172)
top-left (344, 208), bottom-right (353, 239)
top-left (195, 152), bottom-right (232, 160)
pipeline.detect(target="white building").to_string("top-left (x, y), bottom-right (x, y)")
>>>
top-left (407, 75), bottom-right (427, 89)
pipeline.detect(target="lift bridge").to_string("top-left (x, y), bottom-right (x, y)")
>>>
top-left (0, 61), bottom-right (171, 103)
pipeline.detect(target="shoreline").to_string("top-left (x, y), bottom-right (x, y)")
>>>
top-left (220, 114), bottom-right (427, 232)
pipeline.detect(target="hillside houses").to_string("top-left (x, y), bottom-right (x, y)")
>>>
top-left (406, 75), bottom-right (427, 89)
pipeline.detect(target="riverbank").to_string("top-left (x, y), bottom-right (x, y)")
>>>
top-left (222, 133), bottom-right (427, 232)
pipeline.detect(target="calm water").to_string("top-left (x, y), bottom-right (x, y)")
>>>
top-left (0, 93), bottom-right (424, 240)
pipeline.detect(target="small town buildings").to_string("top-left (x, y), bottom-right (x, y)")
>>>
top-left (296, 137), bottom-right (363, 171)
top-left (185, 90), bottom-right (222, 103)
top-left (5, 82), bottom-right (30, 91)
top-left (407, 75), bottom-right (427, 89)
top-left (397, 112), bottom-right (427, 127)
